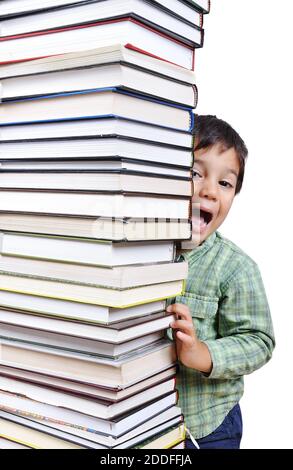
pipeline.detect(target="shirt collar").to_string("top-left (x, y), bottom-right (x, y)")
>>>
top-left (180, 231), bottom-right (217, 262)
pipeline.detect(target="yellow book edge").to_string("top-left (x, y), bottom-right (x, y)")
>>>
top-left (0, 279), bottom-right (186, 309)
top-left (140, 423), bottom-right (186, 449)
top-left (0, 432), bottom-right (37, 449)
top-left (163, 425), bottom-right (186, 449)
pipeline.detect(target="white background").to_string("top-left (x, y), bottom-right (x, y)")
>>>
top-left (196, 0), bottom-right (293, 449)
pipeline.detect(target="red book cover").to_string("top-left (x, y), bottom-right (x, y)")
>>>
top-left (0, 17), bottom-right (196, 70)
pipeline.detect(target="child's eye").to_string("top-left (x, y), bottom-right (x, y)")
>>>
top-left (219, 180), bottom-right (233, 188)
top-left (192, 170), bottom-right (202, 179)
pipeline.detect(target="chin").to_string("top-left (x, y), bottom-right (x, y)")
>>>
top-left (200, 227), bottom-right (214, 243)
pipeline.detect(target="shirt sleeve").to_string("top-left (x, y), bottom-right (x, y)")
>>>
top-left (203, 260), bottom-right (275, 380)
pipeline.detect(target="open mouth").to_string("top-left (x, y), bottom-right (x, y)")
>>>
top-left (200, 209), bottom-right (213, 226)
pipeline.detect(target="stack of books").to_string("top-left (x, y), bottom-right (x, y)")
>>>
top-left (0, 0), bottom-right (210, 449)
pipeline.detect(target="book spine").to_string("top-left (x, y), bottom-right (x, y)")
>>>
top-left (192, 49), bottom-right (195, 72)
top-left (200, 13), bottom-right (204, 29)
top-left (189, 111), bottom-right (195, 132)
top-left (192, 84), bottom-right (198, 108)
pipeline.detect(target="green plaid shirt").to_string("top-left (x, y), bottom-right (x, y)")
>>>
top-left (167, 231), bottom-right (275, 439)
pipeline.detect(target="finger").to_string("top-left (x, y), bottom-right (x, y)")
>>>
top-left (170, 319), bottom-right (194, 331)
top-left (170, 319), bottom-right (194, 333)
top-left (166, 303), bottom-right (191, 318)
top-left (174, 308), bottom-right (193, 322)
top-left (176, 330), bottom-right (195, 347)
top-left (172, 314), bottom-right (193, 326)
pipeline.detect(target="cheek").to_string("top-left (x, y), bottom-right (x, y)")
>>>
top-left (218, 197), bottom-right (234, 220)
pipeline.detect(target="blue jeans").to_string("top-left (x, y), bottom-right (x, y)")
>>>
top-left (185, 404), bottom-right (243, 449)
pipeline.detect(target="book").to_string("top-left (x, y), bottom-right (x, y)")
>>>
top-left (0, 390), bottom-right (178, 436)
top-left (0, 88), bottom-right (194, 131)
top-left (187, 0), bottom-right (210, 14)
top-left (0, 272), bottom-right (185, 307)
top-left (49, 414), bottom-right (183, 449)
top-left (0, 191), bottom-right (190, 218)
top-left (0, 18), bottom-right (196, 69)
top-left (0, 214), bottom-right (192, 242)
top-left (47, 412), bottom-right (183, 449)
top-left (0, 310), bottom-right (175, 356)
top-left (23, 413), bottom-right (184, 449)
top-left (0, 291), bottom-right (168, 324)
top-left (0, 408), bottom-right (182, 448)
top-left (0, 416), bottom-right (84, 449)
top-left (0, 60), bottom-right (197, 107)
top-left (0, 376), bottom-right (176, 420)
top-left (171, 441), bottom-right (185, 449)
top-left (0, 233), bottom-right (176, 266)
top-left (0, 338), bottom-right (176, 388)
top-left (0, 42), bottom-right (197, 82)
top-left (0, 308), bottom-right (173, 344)
top-left (0, 0), bottom-right (202, 46)
top-left (0, 436), bottom-right (32, 449)
top-left (0, 376), bottom-right (177, 421)
top-left (0, 159), bottom-right (192, 180)
top-left (0, 365), bottom-right (177, 401)
top-left (138, 423), bottom-right (186, 449)
top-left (0, 140), bottom-right (193, 169)
top-left (0, 116), bottom-right (193, 148)
top-left (0, 322), bottom-right (164, 357)
top-left (0, 0), bottom-right (203, 26)
top-left (0, 1), bottom-right (106, 18)
top-left (0, 171), bottom-right (192, 196)
top-left (0, 255), bottom-right (188, 288)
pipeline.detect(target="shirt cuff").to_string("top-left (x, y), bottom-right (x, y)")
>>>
top-left (201, 339), bottom-right (228, 379)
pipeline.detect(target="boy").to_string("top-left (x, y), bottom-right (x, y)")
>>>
top-left (167, 115), bottom-right (275, 449)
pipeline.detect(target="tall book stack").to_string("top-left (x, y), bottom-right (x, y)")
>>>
top-left (0, 0), bottom-right (210, 449)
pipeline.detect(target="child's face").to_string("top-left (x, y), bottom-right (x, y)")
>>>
top-left (191, 143), bottom-right (240, 245)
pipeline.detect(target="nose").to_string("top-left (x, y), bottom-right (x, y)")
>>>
top-left (194, 178), bottom-right (218, 202)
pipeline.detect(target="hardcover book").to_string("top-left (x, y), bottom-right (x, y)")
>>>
top-left (0, 376), bottom-right (177, 420)
top-left (0, 291), bottom-right (168, 324)
top-left (0, 88), bottom-right (194, 131)
top-left (0, 270), bottom-right (185, 307)
top-left (0, 390), bottom-right (178, 436)
top-left (0, 365), bottom-right (177, 401)
top-left (0, 213), bottom-right (192, 242)
top-left (0, 407), bottom-right (183, 448)
top-left (0, 339), bottom-right (177, 388)
top-left (0, 60), bottom-right (198, 107)
top-left (0, 18), bottom-right (196, 69)
top-left (0, 116), bottom-right (193, 148)
top-left (0, 0), bottom-right (202, 46)
top-left (0, 0), bottom-right (203, 24)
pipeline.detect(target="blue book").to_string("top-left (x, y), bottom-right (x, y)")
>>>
top-left (0, 87), bottom-right (194, 132)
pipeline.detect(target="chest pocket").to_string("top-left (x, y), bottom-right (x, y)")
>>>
top-left (174, 292), bottom-right (219, 341)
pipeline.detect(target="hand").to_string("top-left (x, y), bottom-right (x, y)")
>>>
top-left (167, 303), bottom-right (213, 374)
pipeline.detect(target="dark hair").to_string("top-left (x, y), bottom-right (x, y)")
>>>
top-left (193, 114), bottom-right (248, 194)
